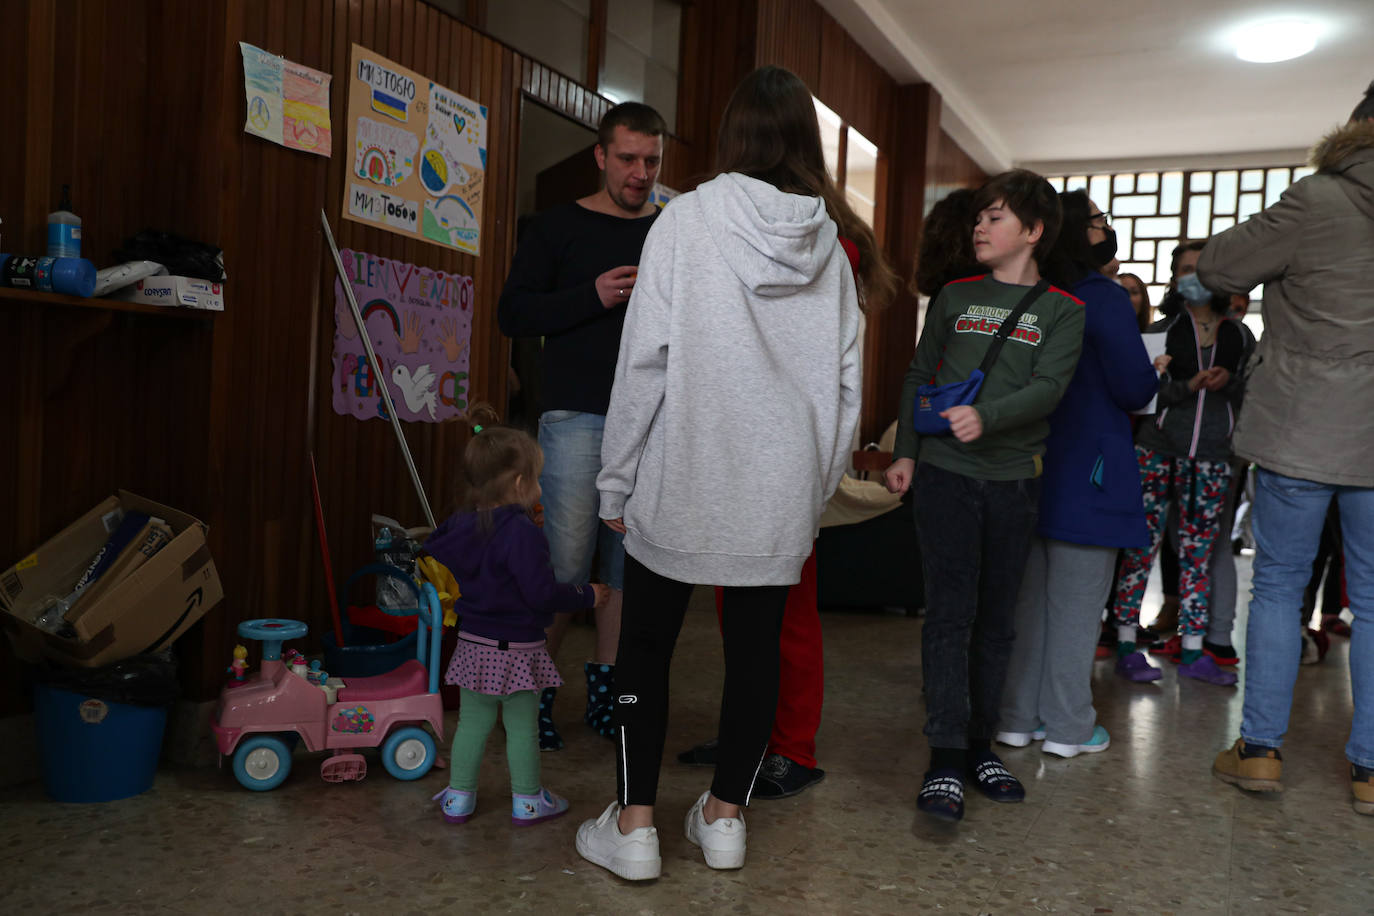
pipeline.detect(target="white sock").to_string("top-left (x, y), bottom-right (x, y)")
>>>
top-left (1118, 625), bottom-right (1137, 644)
top-left (1182, 633), bottom-right (1204, 651)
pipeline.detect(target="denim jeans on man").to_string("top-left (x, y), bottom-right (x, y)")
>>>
top-left (913, 461), bottom-right (1040, 748)
top-left (1242, 468), bottom-right (1374, 767)
top-left (538, 410), bottom-right (625, 589)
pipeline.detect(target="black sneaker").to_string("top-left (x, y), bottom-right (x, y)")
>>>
top-left (1203, 640), bottom-right (1239, 666)
top-left (751, 754), bottom-right (825, 800)
top-left (1136, 626), bottom-right (1165, 650)
top-left (677, 738), bottom-right (720, 767)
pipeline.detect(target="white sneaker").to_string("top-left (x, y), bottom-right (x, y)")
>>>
top-left (1043, 725), bottom-right (1112, 759)
top-left (995, 723), bottom-right (1047, 747)
top-left (575, 801), bottom-right (661, 881)
top-left (684, 790), bottom-right (746, 870)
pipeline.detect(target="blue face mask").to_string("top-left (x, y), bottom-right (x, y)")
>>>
top-left (1176, 271), bottom-right (1210, 304)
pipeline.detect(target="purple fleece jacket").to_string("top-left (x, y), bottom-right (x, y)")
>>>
top-left (424, 505), bottom-right (594, 642)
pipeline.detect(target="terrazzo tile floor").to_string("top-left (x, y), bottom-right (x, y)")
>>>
top-left (3, 555), bottom-right (1371, 914)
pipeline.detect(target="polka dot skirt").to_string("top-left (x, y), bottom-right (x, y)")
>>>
top-left (444, 637), bottom-right (563, 696)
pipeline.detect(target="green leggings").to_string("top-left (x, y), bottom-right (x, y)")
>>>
top-left (449, 688), bottom-right (541, 795)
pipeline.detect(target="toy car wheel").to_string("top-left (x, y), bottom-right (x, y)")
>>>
top-left (381, 726), bottom-right (436, 781)
top-left (233, 734), bottom-right (293, 791)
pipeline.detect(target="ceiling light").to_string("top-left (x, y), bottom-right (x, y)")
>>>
top-left (1233, 18), bottom-right (1320, 63)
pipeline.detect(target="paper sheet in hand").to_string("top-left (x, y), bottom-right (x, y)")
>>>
top-left (1132, 332), bottom-right (1168, 415)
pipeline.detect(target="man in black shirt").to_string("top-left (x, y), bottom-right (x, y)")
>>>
top-left (498, 102), bottom-right (665, 749)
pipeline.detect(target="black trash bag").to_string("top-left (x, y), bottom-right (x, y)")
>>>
top-left (111, 230), bottom-right (226, 282)
top-left (32, 651), bottom-right (180, 707)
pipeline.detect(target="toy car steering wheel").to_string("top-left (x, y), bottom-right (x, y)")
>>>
top-left (237, 618), bottom-right (309, 661)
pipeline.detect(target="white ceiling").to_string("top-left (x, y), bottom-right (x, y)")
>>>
top-left (818, 0), bottom-right (1374, 174)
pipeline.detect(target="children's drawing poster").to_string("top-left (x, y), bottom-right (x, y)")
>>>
top-left (332, 248), bottom-right (473, 423)
top-left (239, 42), bottom-right (333, 156)
top-left (649, 183), bottom-right (679, 210)
top-left (342, 44), bottom-right (488, 255)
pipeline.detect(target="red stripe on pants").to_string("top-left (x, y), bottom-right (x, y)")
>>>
top-left (714, 547), bottom-right (823, 769)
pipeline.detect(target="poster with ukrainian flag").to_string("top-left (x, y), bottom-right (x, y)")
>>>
top-left (343, 44), bottom-right (488, 256)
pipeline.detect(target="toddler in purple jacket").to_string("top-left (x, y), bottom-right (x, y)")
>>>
top-left (428, 405), bottom-right (609, 826)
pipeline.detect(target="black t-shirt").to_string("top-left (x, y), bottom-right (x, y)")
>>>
top-left (497, 202), bottom-right (658, 415)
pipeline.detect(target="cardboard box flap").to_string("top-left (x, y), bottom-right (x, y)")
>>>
top-left (65, 519), bottom-right (205, 641)
top-left (2, 491), bottom-right (222, 668)
top-left (0, 495), bottom-right (123, 621)
top-left (118, 490), bottom-right (206, 538)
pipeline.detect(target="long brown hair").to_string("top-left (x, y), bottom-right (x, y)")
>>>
top-left (715, 66), bottom-right (899, 310)
top-left (1118, 273), bottom-right (1151, 332)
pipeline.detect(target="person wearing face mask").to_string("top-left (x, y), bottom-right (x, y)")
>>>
top-left (996, 192), bottom-right (1157, 758)
top-left (1110, 242), bottom-right (1249, 685)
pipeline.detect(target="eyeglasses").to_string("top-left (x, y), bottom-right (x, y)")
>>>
top-left (1088, 212), bottom-right (1113, 227)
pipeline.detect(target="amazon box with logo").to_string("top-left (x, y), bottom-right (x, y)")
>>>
top-left (0, 491), bottom-right (223, 668)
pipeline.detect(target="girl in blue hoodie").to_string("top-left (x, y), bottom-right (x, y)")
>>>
top-left (427, 405), bottom-right (608, 827)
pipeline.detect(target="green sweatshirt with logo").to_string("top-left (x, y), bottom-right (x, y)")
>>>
top-left (894, 274), bottom-right (1085, 480)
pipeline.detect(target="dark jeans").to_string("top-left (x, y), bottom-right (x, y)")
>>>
top-left (614, 554), bottom-right (789, 807)
top-left (913, 461), bottom-right (1040, 749)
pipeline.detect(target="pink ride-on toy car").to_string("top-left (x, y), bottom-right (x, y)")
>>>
top-left (212, 581), bottom-right (445, 791)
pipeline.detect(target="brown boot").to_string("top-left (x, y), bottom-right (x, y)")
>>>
top-left (1212, 738), bottom-right (1283, 792)
top-left (1353, 765), bottom-right (1374, 815)
top-left (1152, 596), bottom-right (1180, 634)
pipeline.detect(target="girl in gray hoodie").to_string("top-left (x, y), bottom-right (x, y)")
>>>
top-left (574, 66), bottom-right (871, 881)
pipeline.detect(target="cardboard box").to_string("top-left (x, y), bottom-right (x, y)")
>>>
top-left (0, 491), bottom-right (224, 668)
top-left (116, 276), bottom-right (225, 311)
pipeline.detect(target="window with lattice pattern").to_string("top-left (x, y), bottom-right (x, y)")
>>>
top-left (1048, 165), bottom-right (1314, 310)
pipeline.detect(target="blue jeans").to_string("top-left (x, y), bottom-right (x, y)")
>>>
top-left (538, 410), bottom-right (625, 590)
top-left (1241, 467), bottom-right (1374, 767)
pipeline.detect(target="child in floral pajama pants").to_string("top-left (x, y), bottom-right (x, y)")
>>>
top-left (1114, 445), bottom-right (1234, 683)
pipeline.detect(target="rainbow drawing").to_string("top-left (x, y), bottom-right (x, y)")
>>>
top-left (361, 298), bottom-right (400, 335)
top-left (372, 89), bottom-right (408, 122)
top-left (358, 146), bottom-right (391, 184)
top-left (434, 194), bottom-right (476, 223)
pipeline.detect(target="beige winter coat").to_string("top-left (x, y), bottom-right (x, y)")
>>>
top-left (1198, 120), bottom-right (1374, 487)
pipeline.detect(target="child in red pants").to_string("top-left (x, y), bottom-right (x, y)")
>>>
top-left (678, 549), bottom-right (825, 798)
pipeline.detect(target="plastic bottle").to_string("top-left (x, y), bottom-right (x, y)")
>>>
top-left (47, 185), bottom-right (82, 258)
top-left (0, 254), bottom-right (98, 297)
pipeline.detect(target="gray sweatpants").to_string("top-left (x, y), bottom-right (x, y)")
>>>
top-left (1000, 536), bottom-right (1118, 745)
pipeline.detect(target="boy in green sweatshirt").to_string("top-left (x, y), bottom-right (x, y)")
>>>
top-left (884, 170), bottom-right (1085, 822)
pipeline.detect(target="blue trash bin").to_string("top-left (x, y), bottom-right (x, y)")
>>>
top-left (31, 654), bottom-right (178, 803)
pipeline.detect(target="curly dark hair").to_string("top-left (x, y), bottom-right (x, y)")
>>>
top-left (912, 188), bottom-right (981, 297)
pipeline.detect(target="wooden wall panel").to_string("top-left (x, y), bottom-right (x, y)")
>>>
top-left (816, 10), bottom-right (894, 157)
top-left (755, 0), bottom-right (821, 89)
top-left (675, 0), bottom-right (755, 187)
top-left (2, 0), bottom-right (995, 714)
top-left (930, 128), bottom-right (989, 204)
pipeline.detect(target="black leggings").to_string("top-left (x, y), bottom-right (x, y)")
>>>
top-left (615, 553), bottom-right (789, 807)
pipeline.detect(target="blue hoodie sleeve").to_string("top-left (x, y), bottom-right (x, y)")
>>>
top-left (1088, 281), bottom-right (1158, 412)
top-left (501, 518), bottom-right (596, 614)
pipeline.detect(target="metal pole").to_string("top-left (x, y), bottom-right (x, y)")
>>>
top-left (319, 210), bottom-right (437, 528)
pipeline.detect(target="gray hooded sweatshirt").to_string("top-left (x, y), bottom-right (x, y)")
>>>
top-left (596, 172), bottom-right (862, 586)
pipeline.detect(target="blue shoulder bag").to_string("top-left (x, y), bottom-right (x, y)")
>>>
top-left (914, 280), bottom-right (1048, 435)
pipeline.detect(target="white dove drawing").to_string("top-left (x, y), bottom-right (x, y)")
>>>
top-left (392, 363), bottom-right (438, 420)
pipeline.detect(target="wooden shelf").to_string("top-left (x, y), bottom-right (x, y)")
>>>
top-left (0, 286), bottom-right (217, 319)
